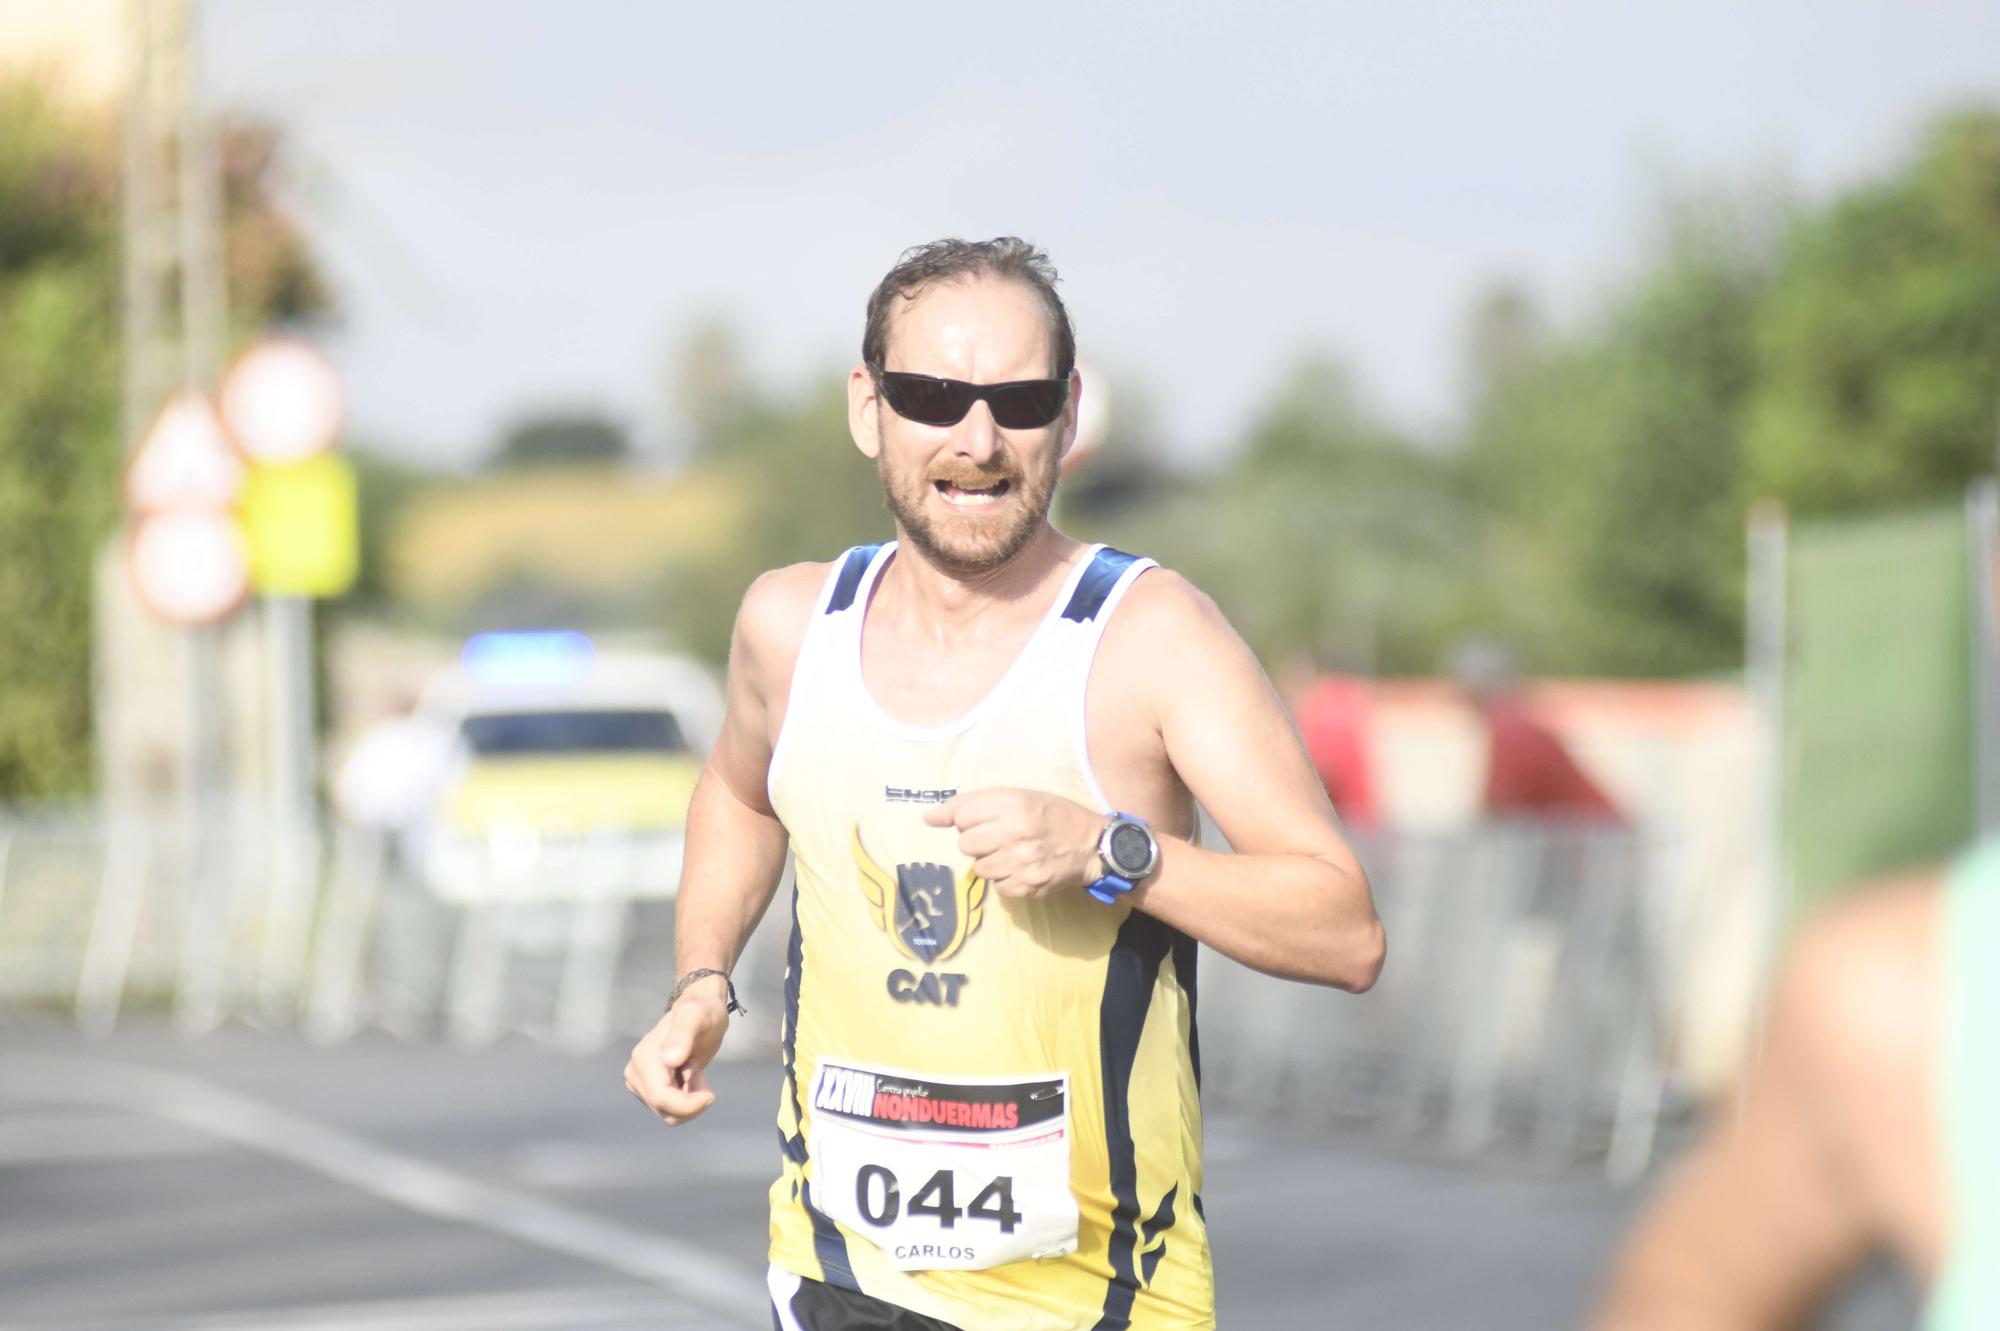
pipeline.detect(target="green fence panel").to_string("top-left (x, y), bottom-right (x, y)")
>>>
top-left (1785, 501), bottom-right (1974, 912)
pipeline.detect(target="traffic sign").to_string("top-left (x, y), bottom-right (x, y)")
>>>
top-left (239, 453), bottom-right (360, 597)
top-left (126, 389), bottom-right (244, 513)
top-left (220, 337), bottom-right (344, 463)
top-left (128, 511), bottom-right (251, 626)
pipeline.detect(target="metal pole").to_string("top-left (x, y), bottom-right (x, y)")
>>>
top-left (121, 0), bottom-right (161, 460)
top-left (1966, 478), bottom-right (2000, 835)
top-left (261, 594), bottom-right (319, 1009)
top-left (1743, 501), bottom-right (1789, 1097)
top-left (172, 0), bottom-right (246, 1024)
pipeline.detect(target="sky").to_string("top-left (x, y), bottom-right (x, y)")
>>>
top-left (198, 0), bottom-right (2000, 469)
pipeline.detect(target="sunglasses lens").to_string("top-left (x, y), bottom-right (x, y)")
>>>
top-left (988, 380), bottom-right (1069, 430)
top-left (882, 374), bottom-right (972, 426)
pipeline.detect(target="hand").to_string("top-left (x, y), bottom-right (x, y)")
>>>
top-left (624, 979), bottom-right (729, 1125)
top-left (923, 788), bottom-right (1102, 901)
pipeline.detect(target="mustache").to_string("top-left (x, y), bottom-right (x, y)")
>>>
top-left (926, 462), bottom-right (1021, 487)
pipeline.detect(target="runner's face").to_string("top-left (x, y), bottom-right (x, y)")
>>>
top-left (851, 276), bottom-right (1076, 577)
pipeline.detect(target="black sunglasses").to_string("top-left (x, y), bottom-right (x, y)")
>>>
top-left (870, 366), bottom-right (1070, 430)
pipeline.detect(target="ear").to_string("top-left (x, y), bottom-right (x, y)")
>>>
top-left (1058, 367), bottom-right (1083, 462)
top-left (848, 364), bottom-right (882, 460)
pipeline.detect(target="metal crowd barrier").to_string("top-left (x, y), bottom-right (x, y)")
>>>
top-left (1198, 822), bottom-right (1693, 1181)
top-left (0, 805), bottom-right (1693, 1177)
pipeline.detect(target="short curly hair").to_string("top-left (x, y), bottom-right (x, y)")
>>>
top-left (862, 237), bottom-right (1076, 380)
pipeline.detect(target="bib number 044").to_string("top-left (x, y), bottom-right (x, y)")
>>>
top-left (805, 1060), bottom-right (1079, 1270)
top-left (855, 1164), bottom-right (1023, 1233)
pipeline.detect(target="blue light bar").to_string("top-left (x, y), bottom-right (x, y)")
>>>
top-left (462, 630), bottom-right (595, 687)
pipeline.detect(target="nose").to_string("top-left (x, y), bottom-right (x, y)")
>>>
top-left (954, 400), bottom-right (1001, 466)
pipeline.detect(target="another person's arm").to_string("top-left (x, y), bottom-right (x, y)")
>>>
top-left (929, 572), bottom-right (1384, 992)
top-left (623, 566), bottom-right (819, 1125)
top-left (1594, 877), bottom-right (1941, 1328)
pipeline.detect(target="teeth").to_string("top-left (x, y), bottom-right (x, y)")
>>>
top-left (936, 480), bottom-right (1007, 508)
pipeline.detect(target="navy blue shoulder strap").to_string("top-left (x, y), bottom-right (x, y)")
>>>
top-left (824, 543), bottom-right (886, 614)
top-left (1061, 547), bottom-right (1144, 623)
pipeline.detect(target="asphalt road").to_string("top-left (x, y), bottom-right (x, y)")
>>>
top-left (0, 1015), bottom-right (1803, 1330)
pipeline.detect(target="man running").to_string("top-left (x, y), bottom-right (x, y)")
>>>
top-left (625, 237), bottom-right (1385, 1330)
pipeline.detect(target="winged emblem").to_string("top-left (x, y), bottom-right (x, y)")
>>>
top-left (852, 825), bottom-right (986, 964)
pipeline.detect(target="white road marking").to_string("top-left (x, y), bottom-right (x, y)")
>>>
top-left (0, 1055), bottom-right (769, 1329)
top-left (0, 1284), bottom-right (715, 1331)
top-left (0, 1110), bottom-right (221, 1166)
top-left (509, 1131), bottom-right (772, 1188)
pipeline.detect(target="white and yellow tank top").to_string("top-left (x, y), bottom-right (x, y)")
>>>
top-left (765, 541), bottom-right (1213, 1331)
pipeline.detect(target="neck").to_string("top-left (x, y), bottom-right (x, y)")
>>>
top-left (878, 523), bottom-right (1083, 630)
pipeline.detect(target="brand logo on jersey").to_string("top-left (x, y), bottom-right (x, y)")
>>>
top-left (852, 828), bottom-right (985, 964)
top-left (853, 827), bottom-right (983, 1007)
top-left (884, 786), bottom-right (956, 805)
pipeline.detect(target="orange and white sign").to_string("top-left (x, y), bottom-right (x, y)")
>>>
top-left (125, 389), bottom-right (244, 513)
top-left (128, 510), bottom-right (251, 626)
top-left (220, 337), bottom-right (344, 464)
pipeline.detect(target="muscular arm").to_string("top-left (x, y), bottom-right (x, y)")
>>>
top-left (1119, 574), bottom-right (1384, 991)
top-left (626, 563), bottom-right (821, 1124)
top-left (670, 582), bottom-right (800, 981)
top-left (1594, 877), bottom-right (1943, 1328)
top-left (923, 569), bottom-right (1382, 991)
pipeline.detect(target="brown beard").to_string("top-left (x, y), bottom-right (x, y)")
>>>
top-left (877, 427), bottom-right (1060, 577)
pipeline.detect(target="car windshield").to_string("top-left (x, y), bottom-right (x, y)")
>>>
top-left (460, 709), bottom-right (687, 756)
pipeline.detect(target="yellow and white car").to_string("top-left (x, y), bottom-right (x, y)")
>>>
top-left (414, 633), bottom-right (721, 905)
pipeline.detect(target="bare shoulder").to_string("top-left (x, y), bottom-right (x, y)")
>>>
top-left (1098, 567), bottom-right (1247, 671)
top-left (1095, 565), bottom-right (1274, 742)
top-left (1775, 869), bottom-right (1944, 1093)
top-left (1107, 565), bottom-right (1226, 631)
top-left (732, 561), bottom-right (832, 694)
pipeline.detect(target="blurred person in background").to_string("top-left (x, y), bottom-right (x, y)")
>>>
top-left (333, 688), bottom-right (456, 849)
top-left (1278, 654), bottom-right (1379, 832)
top-left (1594, 847), bottom-right (1996, 1329)
top-left (334, 683), bottom-right (456, 859)
top-left (333, 688), bottom-right (457, 1032)
top-left (1449, 637), bottom-right (1632, 1079)
top-left (1450, 638), bottom-right (1625, 826)
top-left (625, 236), bottom-right (1383, 1331)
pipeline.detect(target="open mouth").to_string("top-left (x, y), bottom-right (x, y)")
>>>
top-left (933, 478), bottom-right (1011, 508)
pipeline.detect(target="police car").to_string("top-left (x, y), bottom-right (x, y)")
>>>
top-left (414, 632), bottom-right (721, 906)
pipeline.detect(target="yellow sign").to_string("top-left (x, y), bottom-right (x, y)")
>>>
top-left (239, 454), bottom-right (359, 597)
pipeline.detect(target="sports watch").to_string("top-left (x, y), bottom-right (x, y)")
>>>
top-left (1088, 812), bottom-right (1160, 904)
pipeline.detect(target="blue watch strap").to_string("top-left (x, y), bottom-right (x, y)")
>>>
top-left (1087, 873), bottom-right (1135, 905)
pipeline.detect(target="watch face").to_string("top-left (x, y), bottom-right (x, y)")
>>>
top-left (1108, 823), bottom-right (1153, 876)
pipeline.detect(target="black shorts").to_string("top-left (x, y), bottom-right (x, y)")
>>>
top-left (771, 1269), bottom-right (965, 1331)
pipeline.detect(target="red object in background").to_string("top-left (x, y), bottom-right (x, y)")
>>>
top-left (1292, 675), bottom-right (1378, 829)
top-left (1479, 699), bottom-right (1624, 822)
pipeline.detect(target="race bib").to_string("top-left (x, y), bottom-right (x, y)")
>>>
top-left (807, 1060), bottom-right (1080, 1271)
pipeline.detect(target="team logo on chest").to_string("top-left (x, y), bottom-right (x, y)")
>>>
top-left (852, 827), bottom-right (984, 1007)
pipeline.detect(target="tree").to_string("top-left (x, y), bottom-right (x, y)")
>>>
top-left (1463, 190), bottom-right (1783, 676)
top-left (1743, 110), bottom-right (2000, 514)
top-left (491, 409), bottom-right (631, 468)
top-left (0, 78), bottom-right (325, 797)
top-left (1463, 280), bottom-right (1547, 408)
top-left (669, 317), bottom-right (757, 459)
top-left (654, 369), bottom-right (888, 661)
top-left (1091, 354), bottom-right (1477, 674)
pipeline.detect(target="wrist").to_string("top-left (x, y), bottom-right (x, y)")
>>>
top-left (1088, 812), bottom-right (1160, 904)
top-left (668, 967), bottom-right (746, 1016)
top-left (1076, 809), bottom-right (1108, 886)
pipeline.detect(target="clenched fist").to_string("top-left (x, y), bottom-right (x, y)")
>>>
top-left (923, 788), bottom-right (1103, 900)
top-left (624, 976), bottom-right (730, 1126)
